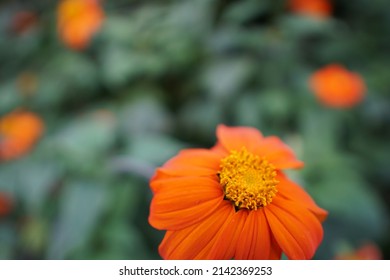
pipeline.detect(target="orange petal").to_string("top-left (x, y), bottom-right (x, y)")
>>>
top-left (273, 197), bottom-right (323, 245)
top-left (150, 149), bottom-right (222, 192)
top-left (206, 209), bottom-right (248, 259)
top-left (254, 210), bottom-right (274, 259)
top-left (151, 168), bottom-right (218, 192)
top-left (57, 0), bottom-right (104, 50)
top-left (265, 196), bottom-right (324, 259)
top-left (277, 173), bottom-right (328, 222)
top-left (164, 149), bottom-right (222, 170)
top-left (0, 110), bottom-right (44, 161)
top-left (159, 203), bottom-right (234, 259)
top-left (253, 136), bottom-right (304, 169)
top-left (211, 142), bottom-right (229, 157)
top-left (216, 124), bottom-right (263, 152)
top-left (309, 64), bottom-right (365, 108)
top-left (235, 209), bottom-right (272, 260)
top-left (289, 0), bottom-right (332, 18)
top-left (193, 206), bottom-right (245, 260)
top-left (149, 177), bottom-right (224, 230)
top-left (264, 207), bottom-right (305, 259)
top-left (269, 237), bottom-right (282, 260)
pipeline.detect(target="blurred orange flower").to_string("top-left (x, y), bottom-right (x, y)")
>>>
top-left (0, 110), bottom-right (44, 161)
top-left (309, 64), bottom-right (366, 108)
top-left (57, 0), bottom-right (105, 50)
top-left (149, 125), bottom-right (327, 259)
top-left (335, 243), bottom-right (382, 260)
top-left (0, 193), bottom-right (13, 217)
top-left (289, 0), bottom-right (332, 18)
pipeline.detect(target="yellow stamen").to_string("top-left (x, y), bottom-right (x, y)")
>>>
top-left (218, 147), bottom-right (279, 210)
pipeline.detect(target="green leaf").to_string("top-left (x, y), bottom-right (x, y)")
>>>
top-left (202, 58), bottom-right (254, 99)
top-left (47, 180), bottom-right (107, 259)
top-left (15, 160), bottom-right (63, 214)
top-left (223, 0), bottom-right (269, 24)
top-left (312, 170), bottom-right (388, 241)
top-left (52, 111), bottom-right (116, 171)
top-left (118, 94), bottom-right (172, 137)
top-left (125, 133), bottom-right (186, 167)
top-left (0, 223), bottom-right (15, 260)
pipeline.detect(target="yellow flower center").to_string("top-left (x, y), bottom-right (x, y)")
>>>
top-left (218, 147), bottom-right (279, 210)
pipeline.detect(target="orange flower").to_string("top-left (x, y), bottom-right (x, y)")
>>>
top-left (149, 125), bottom-right (328, 260)
top-left (57, 0), bottom-right (104, 50)
top-left (0, 193), bottom-right (13, 217)
top-left (335, 243), bottom-right (382, 260)
top-left (289, 0), bottom-right (332, 18)
top-left (309, 64), bottom-right (366, 108)
top-left (0, 110), bottom-right (44, 161)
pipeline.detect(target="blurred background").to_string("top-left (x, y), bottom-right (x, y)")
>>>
top-left (0, 0), bottom-right (389, 260)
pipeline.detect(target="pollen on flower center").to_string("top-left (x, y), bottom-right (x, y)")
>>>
top-left (218, 147), bottom-right (279, 210)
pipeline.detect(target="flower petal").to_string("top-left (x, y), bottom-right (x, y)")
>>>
top-left (265, 196), bottom-right (324, 259)
top-left (216, 125), bottom-right (263, 152)
top-left (164, 149), bottom-right (222, 169)
top-left (264, 207), bottom-right (305, 259)
top-left (159, 203), bottom-right (234, 259)
top-left (149, 177), bottom-right (224, 230)
top-left (206, 209), bottom-right (248, 259)
top-left (151, 168), bottom-right (218, 192)
top-left (253, 210), bottom-right (273, 259)
top-left (150, 149), bottom-right (221, 192)
top-left (269, 237), bottom-right (282, 260)
top-left (273, 197), bottom-right (323, 245)
top-left (211, 142), bottom-right (229, 157)
top-left (150, 148), bottom-right (222, 192)
top-left (253, 136), bottom-right (304, 169)
top-left (277, 172), bottom-right (328, 222)
top-left (235, 209), bottom-right (272, 260)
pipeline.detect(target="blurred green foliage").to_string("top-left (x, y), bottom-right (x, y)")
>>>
top-left (0, 0), bottom-right (389, 259)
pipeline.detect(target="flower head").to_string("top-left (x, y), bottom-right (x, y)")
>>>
top-left (57, 0), bottom-right (104, 50)
top-left (0, 110), bottom-right (44, 161)
top-left (309, 64), bottom-right (366, 108)
top-left (149, 125), bottom-right (328, 260)
top-left (289, 0), bottom-right (332, 18)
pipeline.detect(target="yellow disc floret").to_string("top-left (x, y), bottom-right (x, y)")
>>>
top-left (218, 147), bottom-right (279, 210)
